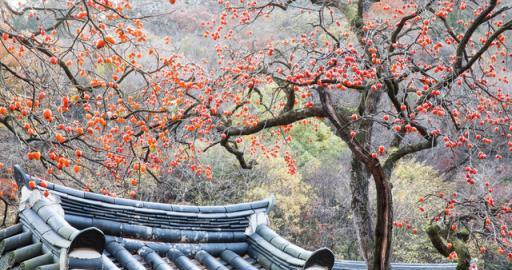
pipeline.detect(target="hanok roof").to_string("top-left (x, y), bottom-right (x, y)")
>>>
top-left (2, 166), bottom-right (336, 270)
top-left (0, 166), bottom-right (457, 270)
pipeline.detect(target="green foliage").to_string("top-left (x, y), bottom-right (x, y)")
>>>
top-left (287, 120), bottom-right (346, 168)
top-left (341, 4), bottom-right (358, 25)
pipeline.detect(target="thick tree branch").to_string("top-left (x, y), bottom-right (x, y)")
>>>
top-left (454, 0), bottom-right (497, 71)
top-left (220, 139), bottom-right (255, 169)
top-left (383, 139), bottom-right (437, 173)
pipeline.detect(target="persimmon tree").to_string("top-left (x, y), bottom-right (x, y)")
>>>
top-left (423, 169), bottom-right (512, 269)
top-left (201, 0), bottom-right (512, 269)
top-left (1, 1), bottom-right (512, 270)
top-left (0, 0), bottom-right (210, 189)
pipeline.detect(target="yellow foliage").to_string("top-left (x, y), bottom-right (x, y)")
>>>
top-left (392, 159), bottom-right (449, 205)
top-left (391, 159), bottom-right (453, 263)
top-left (245, 155), bottom-right (310, 233)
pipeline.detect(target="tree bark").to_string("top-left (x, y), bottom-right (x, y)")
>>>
top-left (348, 79), bottom-right (384, 269)
top-left (369, 166), bottom-right (393, 270)
top-left (427, 225), bottom-right (471, 270)
top-left (350, 157), bottom-right (374, 265)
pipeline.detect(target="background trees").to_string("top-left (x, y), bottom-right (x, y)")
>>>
top-left (0, 0), bottom-right (511, 270)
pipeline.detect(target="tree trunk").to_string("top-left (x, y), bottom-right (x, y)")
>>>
top-left (349, 90), bottom-right (383, 269)
top-left (369, 165), bottom-right (393, 270)
top-left (350, 157), bottom-right (374, 264)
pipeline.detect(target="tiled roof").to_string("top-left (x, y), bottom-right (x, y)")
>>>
top-left (1, 166), bottom-right (336, 269)
top-left (0, 166), bottom-right (457, 270)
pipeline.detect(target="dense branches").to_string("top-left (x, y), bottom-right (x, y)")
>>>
top-left (0, 0), bottom-right (512, 269)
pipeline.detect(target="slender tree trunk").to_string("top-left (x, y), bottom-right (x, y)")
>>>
top-left (349, 157), bottom-right (393, 270)
top-left (350, 157), bottom-right (374, 264)
top-left (349, 87), bottom-right (383, 269)
top-left (369, 166), bottom-right (393, 270)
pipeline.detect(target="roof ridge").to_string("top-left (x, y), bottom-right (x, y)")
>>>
top-left (14, 165), bottom-right (272, 214)
top-left (247, 225), bottom-right (335, 269)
